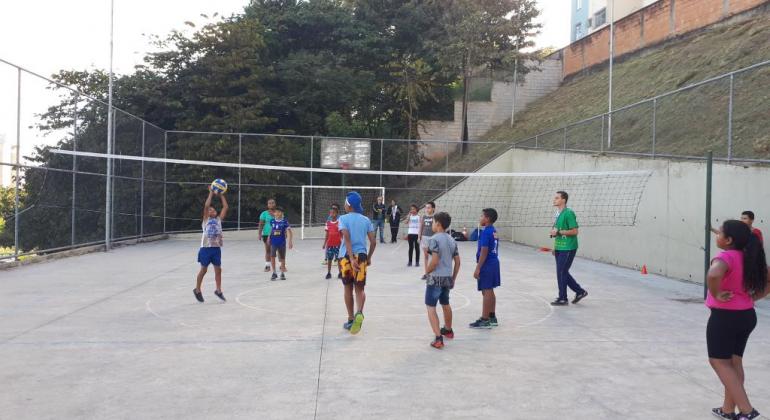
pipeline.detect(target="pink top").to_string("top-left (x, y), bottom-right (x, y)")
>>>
top-left (706, 250), bottom-right (754, 310)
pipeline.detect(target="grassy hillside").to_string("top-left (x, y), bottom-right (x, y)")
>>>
top-left (482, 11), bottom-right (770, 161)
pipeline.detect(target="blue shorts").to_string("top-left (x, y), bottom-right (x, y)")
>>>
top-left (477, 260), bottom-right (501, 291)
top-left (325, 246), bottom-right (340, 262)
top-left (425, 285), bottom-right (451, 307)
top-left (198, 247), bottom-right (222, 267)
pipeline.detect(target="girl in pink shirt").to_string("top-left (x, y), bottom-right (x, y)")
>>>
top-left (707, 220), bottom-right (769, 420)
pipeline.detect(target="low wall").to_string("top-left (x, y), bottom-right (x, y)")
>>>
top-left (436, 148), bottom-right (770, 283)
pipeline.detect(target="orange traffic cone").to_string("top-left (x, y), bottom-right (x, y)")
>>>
top-left (641, 265), bottom-right (648, 275)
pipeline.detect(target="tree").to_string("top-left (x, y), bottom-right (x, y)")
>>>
top-left (428, 0), bottom-right (540, 153)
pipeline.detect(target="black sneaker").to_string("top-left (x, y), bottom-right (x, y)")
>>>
top-left (407, 262), bottom-right (412, 267)
top-left (572, 290), bottom-right (588, 304)
top-left (214, 290), bottom-right (226, 302)
top-left (271, 272), bottom-right (278, 281)
top-left (469, 318), bottom-right (492, 329)
top-left (489, 316), bottom-right (498, 327)
top-left (343, 319), bottom-right (353, 330)
top-left (193, 288), bottom-right (204, 303)
top-left (421, 274), bottom-right (428, 280)
top-left (550, 299), bottom-right (569, 306)
top-left (440, 327), bottom-right (454, 339)
top-left (711, 407), bottom-right (735, 419)
top-left (736, 409), bottom-right (760, 420)
top-left (280, 273), bottom-right (286, 280)
top-left (337, 272), bottom-right (342, 279)
top-left (415, 262), bottom-right (420, 267)
top-left (325, 273), bottom-right (332, 279)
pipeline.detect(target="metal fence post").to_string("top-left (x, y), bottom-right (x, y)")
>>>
top-left (563, 127), bottom-right (568, 151)
top-left (600, 114), bottom-right (605, 153)
top-left (727, 74), bottom-right (734, 162)
top-left (71, 94), bottom-right (78, 246)
top-left (238, 134), bottom-right (242, 231)
top-left (379, 139), bottom-right (384, 187)
top-left (704, 150), bottom-right (713, 299)
top-left (163, 131), bottom-right (167, 234)
top-left (445, 140), bottom-right (449, 194)
top-left (535, 134), bottom-right (539, 148)
top-left (652, 99), bottom-right (657, 158)
top-left (13, 68), bottom-right (21, 259)
top-left (140, 122), bottom-right (145, 238)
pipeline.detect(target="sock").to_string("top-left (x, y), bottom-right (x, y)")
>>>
top-left (489, 312), bottom-right (496, 318)
top-left (435, 336), bottom-right (443, 341)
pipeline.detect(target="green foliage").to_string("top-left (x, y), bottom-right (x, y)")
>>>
top-left (19, 0), bottom-right (541, 252)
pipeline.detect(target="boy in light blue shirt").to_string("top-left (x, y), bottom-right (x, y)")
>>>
top-left (338, 191), bottom-right (377, 335)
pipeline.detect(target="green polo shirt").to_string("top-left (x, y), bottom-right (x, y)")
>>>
top-left (554, 208), bottom-right (578, 251)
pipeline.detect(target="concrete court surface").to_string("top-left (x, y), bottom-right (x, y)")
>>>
top-left (1, 230), bottom-right (769, 420)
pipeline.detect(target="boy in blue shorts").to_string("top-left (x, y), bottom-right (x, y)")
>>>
top-left (424, 212), bottom-right (461, 349)
top-left (339, 192), bottom-right (377, 335)
top-left (194, 186), bottom-right (229, 303)
top-left (268, 207), bottom-right (293, 280)
top-left (469, 208), bottom-right (500, 329)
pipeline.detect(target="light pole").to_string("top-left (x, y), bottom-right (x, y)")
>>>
top-left (607, 0), bottom-right (615, 150)
top-left (105, 0), bottom-right (115, 251)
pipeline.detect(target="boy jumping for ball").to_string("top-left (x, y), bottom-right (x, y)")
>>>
top-left (339, 192), bottom-right (377, 335)
top-left (194, 186), bottom-right (229, 303)
top-left (424, 212), bottom-right (461, 349)
top-left (469, 208), bottom-right (500, 329)
top-left (268, 207), bottom-right (293, 280)
top-left (322, 204), bottom-right (342, 279)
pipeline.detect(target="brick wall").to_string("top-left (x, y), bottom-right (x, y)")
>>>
top-left (563, 0), bottom-right (768, 78)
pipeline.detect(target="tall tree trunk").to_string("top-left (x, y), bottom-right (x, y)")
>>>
top-left (460, 53), bottom-right (471, 154)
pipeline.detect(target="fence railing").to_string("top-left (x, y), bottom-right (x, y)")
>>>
top-left (510, 58), bottom-right (770, 163)
top-left (2, 56), bottom-right (770, 260)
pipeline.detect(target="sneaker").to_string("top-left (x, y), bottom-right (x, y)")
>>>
top-left (214, 290), bottom-right (226, 302)
top-left (280, 273), bottom-right (286, 280)
top-left (264, 265), bottom-right (271, 272)
top-left (271, 272), bottom-right (278, 281)
top-left (350, 311), bottom-right (365, 335)
top-left (337, 272), bottom-right (342, 279)
top-left (550, 299), bottom-right (569, 306)
top-left (193, 288), bottom-right (204, 303)
top-left (440, 327), bottom-right (454, 339)
top-left (407, 262), bottom-right (412, 267)
top-left (421, 274), bottom-right (428, 280)
top-left (572, 290), bottom-right (588, 304)
top-left (343, 319), bottom-right (353, 331)
top-left (430, 337), bottom-right (444, 349)
top-left (415, 262), bottom-right (420, 267)
top-left (489, 316), bottom-right (498, 327)
top-left (469, 318), bottom-right (492, 329)
top-left (711, 408), bottom-right (736, 419)
top-left (735, 409), bottom-right (760, 420)
top-left (325, 272), bottom-right (332, 279)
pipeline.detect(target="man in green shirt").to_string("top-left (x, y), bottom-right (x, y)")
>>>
top-left (549, 191), bottom-right (588, 306)
top-left (257, 198), bottom-right (276, 272)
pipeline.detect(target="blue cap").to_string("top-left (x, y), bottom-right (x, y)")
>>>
top-left (345, 191), bottom-right (365, 213)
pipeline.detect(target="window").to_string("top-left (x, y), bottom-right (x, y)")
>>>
top-left (595, 8), bottom-right (607, 27)
top-left (576, 0), bottom-right (583, 10)
top-left (575, 22), bottom-right (584, 39)
top-left (587, 17), bottom-right (593, 28)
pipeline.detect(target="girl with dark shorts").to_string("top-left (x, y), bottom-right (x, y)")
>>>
top-left (706, 220), bottom-right (769, 420)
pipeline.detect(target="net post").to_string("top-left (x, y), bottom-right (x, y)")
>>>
top-left (301, 185), bottom-right (306, 240)
top-left (71, 94), bottom-right (78, 247)
top-left (13, 68), bottom-right (21, 260)
top-left (163, 131), bottom-right (167, 234)
top-left (140, 121), bottom-right (145, 238)
top-left (651, 99), bottom-right (657, 158)
top-left (704, 150), bottom-right (713, 299)
top-left (238, 134), bottom-right (242, 231)
top-left (379, 139), bottom-right (384, 188)
top-left (727, 74), bottom-right (734, 163)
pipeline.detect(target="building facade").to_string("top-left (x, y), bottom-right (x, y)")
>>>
top-left (571, 0), bottom-right (657, 42)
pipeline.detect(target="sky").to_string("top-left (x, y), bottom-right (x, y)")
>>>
top-left (0, 0), bottom-right (570, 185)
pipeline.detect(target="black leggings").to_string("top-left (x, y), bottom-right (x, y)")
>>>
top-left (707, 308), bottom-right (757, 359)
top-left (407, 234), bottom-right (419, 264)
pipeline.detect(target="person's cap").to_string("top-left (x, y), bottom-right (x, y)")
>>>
top-left (345, 191), bottom-right (364, 213)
